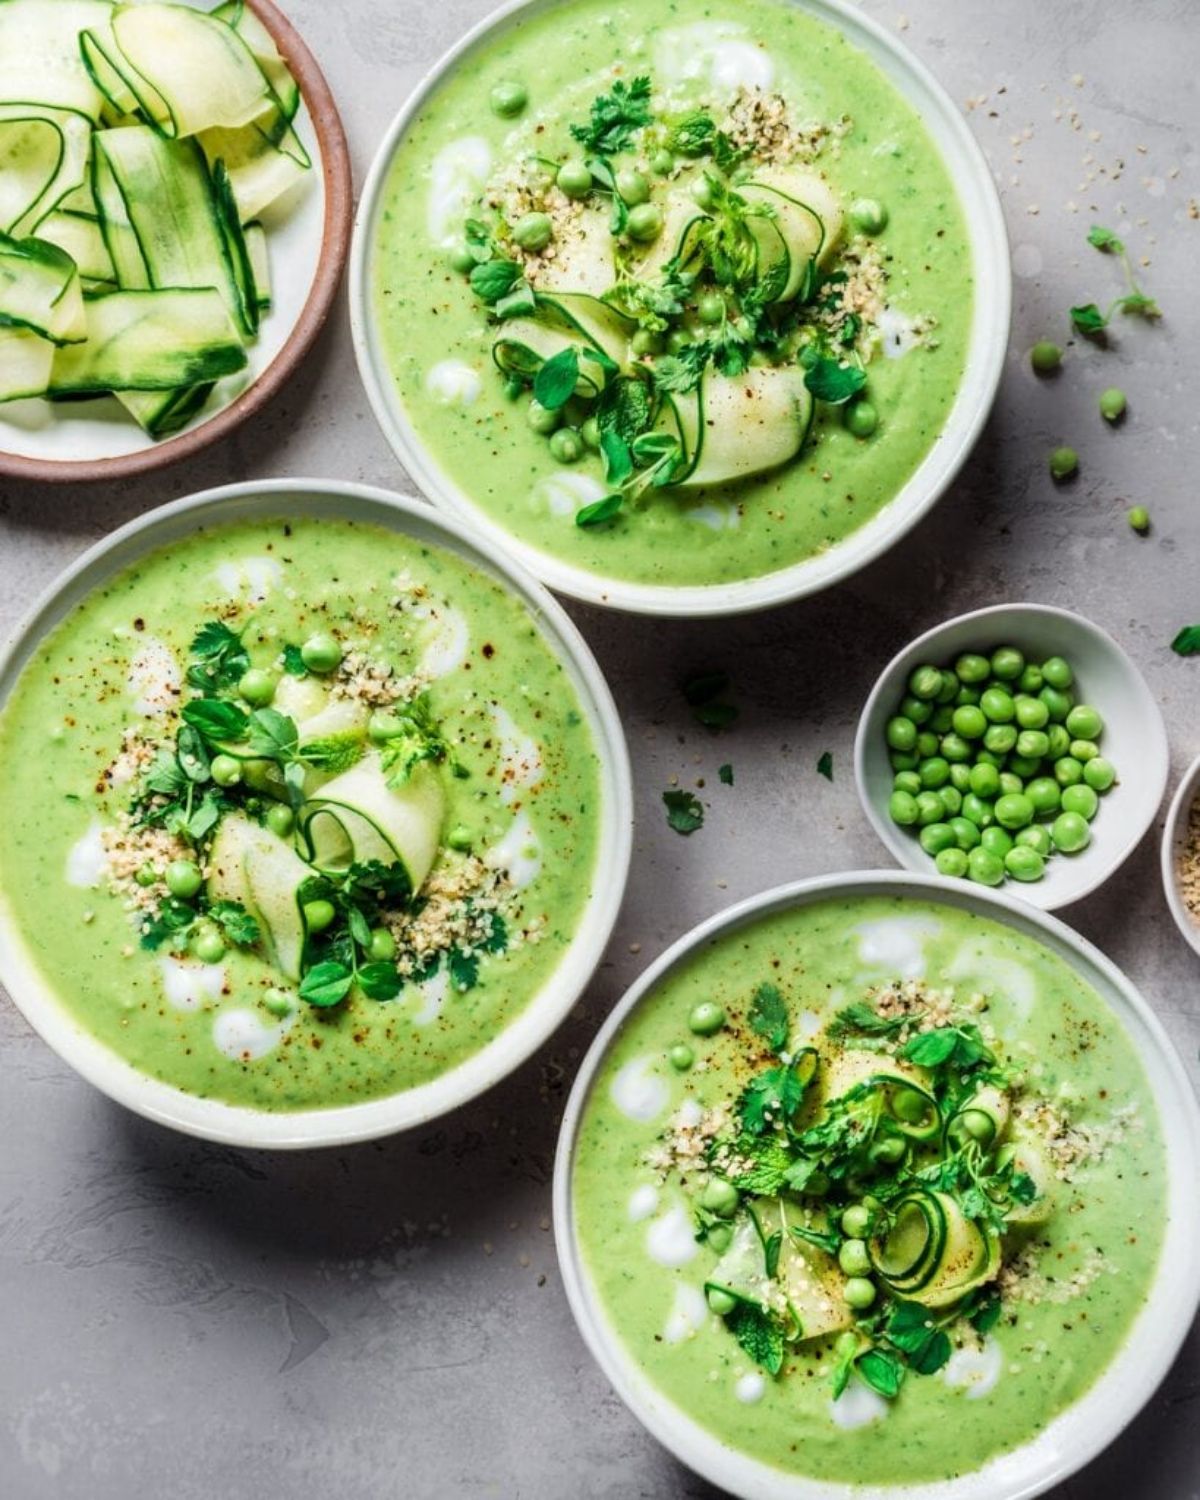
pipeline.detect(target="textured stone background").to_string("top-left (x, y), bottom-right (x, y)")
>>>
top-left (0, 1), bottom-right (1196, 1496)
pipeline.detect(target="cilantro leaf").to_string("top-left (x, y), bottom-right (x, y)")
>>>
top-left (532, 346), bottom-right (580, 411)
top-left (651, 346), bottom-right (709, 394)
top-left (739, 1062), bottom-right (806, 1134)
top-left (187, 622), bottom-right (249, 691)
top-left (448, 946), bottom-right (480, 992)
top-left (1171, 625), bottom-right (1200, 655)
top-left (817, 751), bottom-right (833, 781)
top-left (724, 1300), bottom-right (785, 1375)
top-left (299, 961), bottom-right (353, 1008)
top-left (718, 763), bottom-right (734, 786)
top-left (575, 493), bottom-right (624, 528)
top-left (857, 1347), bottom-right (904, 1399)
top-left (138, 898), bottom-right (195, 951)
top-left (804, 358), bottom-right (867, 404)
top-left (828, 1002), bottom-right (907, 1039)
top-left (749, 982), bottom-right (790, 1054)
top-left (569, 76), bottom-right (652, 156)
top-left (901, 1024), bottom-right (994, 1071)
top-left (207, 900), bottom-right (261, 948)
top-left (663, 788), bottom-right (704, 835)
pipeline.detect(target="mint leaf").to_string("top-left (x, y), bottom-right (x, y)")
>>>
top-left (663, 788), bottom-right (704, 834)
top-left (901, 1024), bottom-right (993, 1071)
top-left (725, 1134), bottom-right (793, 1195)
top-left (817, 751), bottom-right (833, 781)
top-left (749, 982), bottom-right (789, 1054)
top-left (299, 961), bottom-right (353, 1008)
top-left (804, 358), bottom-right (866, 404)
top-left (532, 347), bottom-right (579, 410)
top-left (1171, 625), bottom-right (1200, 655)
top-left (724, 1301), bottom-right (785, 1375)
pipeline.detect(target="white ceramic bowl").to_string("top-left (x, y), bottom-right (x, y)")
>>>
top-left (553, 870), bottom-right (1200, 1500)
top-left (855, 604), bottom-right (1169, 911)
top-left (349, 0), bottom-right (1011, 617)
top-left (1161, 752), bottom-right (1200, 959)
top-left (0, 479), bottom-right (633, 1148)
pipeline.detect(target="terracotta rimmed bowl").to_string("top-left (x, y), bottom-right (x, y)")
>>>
top-left (0, 479), bottom-right (633, 1148)
top-left (0, 0), bottom-right (352, 485)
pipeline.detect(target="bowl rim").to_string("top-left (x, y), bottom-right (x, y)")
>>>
top-left (853, 602), bottom-right (1170, 912)
top-left (0, 478), bottom-right (634, 1149)
top-left (552, 868), bottom-right (1200, 1500)
top-left (0, 0), bottom-right (354, 486)
top-left (1160, 751), bottom-right (1200, 959)
top-left (347, 0), bottom-right (1012, 617)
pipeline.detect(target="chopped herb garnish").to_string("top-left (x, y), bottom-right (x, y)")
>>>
top-left (724, 1300), bottom-right (785, 1375)
top-left (804, 358), bottom-right (867, 404)
top-left (718, 762), bottom-right (734, 786)
top-left (748, 981), bottom-right (790, 1054)
top-left (817, 751), bottom-right (833, 781)
top-left (532, 346), bottom-right (580, 410)
top-left (1170, 625), bottom-right (1200, 656)
top-left (569, 76), bottom-right (652, 157)
top-left (663, 788), bottom-right (704, 835)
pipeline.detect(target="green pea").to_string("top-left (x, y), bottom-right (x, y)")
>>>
top-left (135, 863), bottom-right (158, 888)
top-left (956, 685), bottom-right (982, 707)
top-left (962, 793), bottom-right (994, 828)
top-left (1015, 729), bottom-right (1050, 760)
top-left (690, 175), bottom-right (715, 209)
top-left (611, 167), bottom-right (648, 204)
top-left (447, 242), bottom-right (476, 273)
top-left (304, 899), bottom-right (336, 933)
top-left (949, 816), bottom-right (981, 850)
top-left (580, 415), bottom-right (601, 450)
top-left (998, 772), bottom-right (1025, 797)
top-left (665, 328), bottom-right (691, 355)
top-left (919, 822), bottom-right (955, 856)
top-left (630, 328), bottom-right (664, 357)
top-left (527, 398), bottom-right (561, 434)
top-left (913, 732), bottom-right (937, 760)
top-left (939, 787), bottom-right (963, 817)
top-left (908, 664), bottom-right (943, 701)
top-left (191, 927), bottom-right (225, 965)
top-left (886, 716), bottom-right (917, 752)
top-left (669, 1043), bottom-right (694, 1072)
top-left (1065, 704), bottom-right (1103, 740)
top-left (1039, 685), bottom-right (1073, 722)
top-left (1046, 724), bottom-right (1071, 759)
top-left (973, 750), bottom-right (1002, 771)
top-left (211, 753), bottom-right (242, 788)
top-left (952, 705), bottom-right (987, 740)
top-left (707, 1286), bottom-right (737, 1315)
top-left (697, 291), bottom-right (725, 325)
top-left (489, 79), bottom-right (528, 117)
top-left (300, 632), bottom-right (342, 674)
top-left (262, 987), bottom-right (294, 1018)
top-left (368, 927), bottom-right (397, 962)
top-left (1030, 340), bottom-right (1062, 373)
top-left (837, 1238), bottom-right (872, 1276)
top-left (1061, 783), bottom-right (1099, 820)
top-left (918, 756), bottom-right (950, 789)
top-left (843, 1276), bottom-right (877, 1310)
top-left (701, 1177), bottom-right (740, 1217)
top-left (1017, 665), bottom-right (1045, 694)
top-left (850, 198), bottom-right (888, 234)
top-left (550, 427), bottom-right (583, 463)
top-left (1041, 656), bottom-right (1074, 691)
top-left (967, 846), bottom-right (1005, 886)
top-left (1127, 505), bottom-right (1150, 534)
top-left (843, 398), bottom-right (878, 438)
top-left (1026, 777), bottom-right (1062, 815)
top-left (1083, 756), bottom-right (1116, 792)
top-left (1014, 694), bottom-right (1049, 730)
top-left (915, 792), bottom-right (944, 827)
top-left (968, 763), bottom-right (1001, 799)
top-left (1007, 754), bottom-right (1041, 780)
top-left (1069, 739), bottom-right (1098, 763)
top-left (981, 825), bottom-right (1014, 858)
top-left (1016, 825), bottom-right (1052, 856)
top-left (900, 694), bottom-right (933, 726)
top-left (1005, 846), bottom-right (1045, 882)
top-left (891, 752), bottom-right (918, 771)
top-left (557, 157), bottom-right (593, 198)
top-left (626, 202), bottom-right (663, 242)
top-left (165, 859), bottom-right (202, 899)
top-left (954, 653), bottom-right (990, 685)
top-left (513, 211), bottom-right (553, 251)
top-left (265, 803), bottom-right (294, 839)
top-left (650, 148), bottom-right (674, 176)
top-left (1050, 446), bottom-right (1078, 480)
top-left (980, 687), bottom-right (1014, 723)
top-left (1051, 811), bottom-right (1091, 854)
top-left (1054, 756), bottom-right (1084, 787)
top-left (935, 847), bottom-right (968, 878)
top-left (994, 792), bottom-right (1034, 830)
top-left (889, 790), bottom-right (919, 826)
top-left (688, 1001), bottom-right (726, 1036)
top-left (841, 1205), bottom-right (872, 1238)
top-left (1099, 386), bottom-right (1127, 423)
top-left (990, 647), bottom-right (1023, 681)
top-left (893, 771), bottom-right (922, 796)
top-left (983, 723), bottom-right (1018, 754)
top-left (948, 762), bottom-right (971, 792)
top-left (238, 668), bottom-right (276, 706)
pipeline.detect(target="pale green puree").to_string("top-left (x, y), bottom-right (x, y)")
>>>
top-left (370, 0), bottom-right (972, 587)
top-left (0, 518), bottom-right (601, 1111)
top-left (573, 896), bottom-right (1165, 1484)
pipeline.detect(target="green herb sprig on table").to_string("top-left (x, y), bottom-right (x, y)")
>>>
top-left (1069, 223), bottom-right (1161, 334)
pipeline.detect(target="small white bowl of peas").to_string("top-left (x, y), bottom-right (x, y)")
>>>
top-left (855, 603), bottom-right (1169, 910)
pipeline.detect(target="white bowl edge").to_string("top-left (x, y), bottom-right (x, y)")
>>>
top-left (1160, 752), bottom-right (1200, 959)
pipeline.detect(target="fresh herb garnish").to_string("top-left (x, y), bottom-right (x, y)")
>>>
top-left (575, 493), bottom-right (624, 528)
top-left (900, 1023), bottom-right (994, 1072)
top-left (817, 751), bottom-right (833, 781)
top-left (281, 644), bottom-right (308, 677)
top-left (718, 762), bottom-right (734, 786)
top-left (723, 1300), bottom-right (786, 1375)
top-left (1170, 624), bottom-right (1200, 656)
top-left (1069, 223), bottom-right (1161, 334)
top-left (856, 1346), bottom-right (905, 1399)
top-left (682, 670), bottom-right (739, 731)
top-left (739, 1061), bottom-right (808, 1134)
top-left (187, 621), bottom-right (249, 692)
top-left (532, 346), bottom-right (580, 410)
top-left (663, 788), bottom-right (704, 834)
top-left (804, 358), bottom-right (867, 404)
top-left (569, 76), bottom-right (652, 157)
top-left (749, 982), bottom-right (790, 1054)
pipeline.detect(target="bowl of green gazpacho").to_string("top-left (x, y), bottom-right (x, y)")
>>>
top-left (0, 479), bottom-right (631, 1147)
top-left (555, 872), bottom-right (1199, 1497)
top-left (351, 0), bottom-right (1009, 614)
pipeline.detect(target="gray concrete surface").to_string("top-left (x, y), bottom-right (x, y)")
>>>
top-left (1, 1), bottom-right (1197, 1496)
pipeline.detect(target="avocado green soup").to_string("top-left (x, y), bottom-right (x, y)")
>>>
top-left (572, 895), bottom-right (1165, 1485)
top-left (370, 0), bottom-right (972, 590)
top-left (0, 518), bottom-right (602, 1112)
